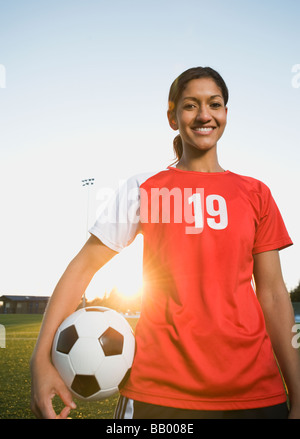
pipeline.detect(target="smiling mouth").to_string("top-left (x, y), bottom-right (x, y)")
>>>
top-left (192, 127), bottom-right (216, 134)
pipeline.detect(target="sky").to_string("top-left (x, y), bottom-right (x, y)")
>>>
top-left (0, 0), bottom-right (299, 300)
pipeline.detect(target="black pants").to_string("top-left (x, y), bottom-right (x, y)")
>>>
top-left (114, 396), bottom-right (289, 419)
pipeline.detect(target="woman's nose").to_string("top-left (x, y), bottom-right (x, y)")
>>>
top-left (195, 106), bottom-right (212, 122)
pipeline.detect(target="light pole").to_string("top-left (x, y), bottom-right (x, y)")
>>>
top-left (81, 178), bottom-right (95, 307)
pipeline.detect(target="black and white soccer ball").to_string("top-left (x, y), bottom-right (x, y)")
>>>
top-left (52, 306), bottom-right (135, 401)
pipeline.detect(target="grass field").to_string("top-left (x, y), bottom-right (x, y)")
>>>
top-left (0, 314), bottom-right (139, 419)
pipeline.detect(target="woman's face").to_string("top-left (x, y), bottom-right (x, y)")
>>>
top-left (169, 77), bottom-right (228, 155)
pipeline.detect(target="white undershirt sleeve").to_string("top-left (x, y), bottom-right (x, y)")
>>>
top-left (89, 173), bottom-right (153, 252)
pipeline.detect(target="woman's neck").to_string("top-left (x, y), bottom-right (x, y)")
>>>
top-left (176, 149), bottom-right (224, 173)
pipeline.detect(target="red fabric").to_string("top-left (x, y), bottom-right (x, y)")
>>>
top-left (121, 168), bottom-right (292, 410)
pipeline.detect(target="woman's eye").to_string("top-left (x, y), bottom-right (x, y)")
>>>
top-left (184, 104), bottom-right (196, 109)
top-left (210, 102), bottom-right (222, 108)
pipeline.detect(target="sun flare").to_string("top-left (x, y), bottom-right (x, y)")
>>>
top-left (85, 235), bottom-right (144, 301)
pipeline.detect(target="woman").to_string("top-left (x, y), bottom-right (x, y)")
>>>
top-left (30, 67), bottom-right (300, 419)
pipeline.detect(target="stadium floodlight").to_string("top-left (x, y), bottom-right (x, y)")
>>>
top-left (82, 178), bottom-right (95, 235)
top-left (81, 178), bottom-right (95, 307)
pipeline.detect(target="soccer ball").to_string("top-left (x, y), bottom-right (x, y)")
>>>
top-left (51, 306), bottom-right (135, 401)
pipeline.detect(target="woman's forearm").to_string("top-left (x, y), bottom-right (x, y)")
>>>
top-left (259, 289), bottom-right (300, 408)
top-left (31, 257), bottom-right (95, 362)
top-left (254, 250), bottom-right (300, 417)
top-left (31, 236), bottom-right (117, 363)
top-left (30, 236), bottom-right (117, 418)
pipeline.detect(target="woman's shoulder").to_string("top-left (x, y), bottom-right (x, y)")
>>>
top-left (228, 170), bottom-right (271, 194)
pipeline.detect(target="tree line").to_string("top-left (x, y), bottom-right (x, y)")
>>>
top-left (78, 287), bottom-right (142, 314)
top-left (78, 280), bottom-right (300, 313)
top-left (290, 281), bottom-right (300, 302)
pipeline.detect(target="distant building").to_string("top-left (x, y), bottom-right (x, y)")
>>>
top-left (0, 295), bottom-right (50, 314)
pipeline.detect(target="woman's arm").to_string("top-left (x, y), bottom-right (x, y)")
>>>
top-left (30, 235), bottom-right (117, 419)
top-left (253, 250), bottom-right (300, 419)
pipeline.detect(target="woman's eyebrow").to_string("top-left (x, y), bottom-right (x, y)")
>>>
top-left (182, 94), bottom-right (223, 101)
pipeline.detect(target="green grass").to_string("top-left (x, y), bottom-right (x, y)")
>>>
top-left (0, 314), bottom-right (138, 419)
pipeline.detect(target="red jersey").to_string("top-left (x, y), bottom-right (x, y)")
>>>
top-left (90, 167), bottom-right (292, 410)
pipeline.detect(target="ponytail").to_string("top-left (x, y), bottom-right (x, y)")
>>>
top-left (173, 134), bottom-right (183, 164)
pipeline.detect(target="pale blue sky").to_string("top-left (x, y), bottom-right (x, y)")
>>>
top-left (0, 0), bottom-right (299, 298)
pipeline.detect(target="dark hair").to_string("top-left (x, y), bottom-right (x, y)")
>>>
top-left (168, 67), bottom-right (229, 163)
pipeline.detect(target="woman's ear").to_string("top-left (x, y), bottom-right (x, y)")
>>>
top-left (167, 110), bottom-right (178, 131)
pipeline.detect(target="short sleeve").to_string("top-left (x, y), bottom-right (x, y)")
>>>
top-left (252, 186), bottom-right (293, 254)
top-left (89, 176), bottom-right (141, 252)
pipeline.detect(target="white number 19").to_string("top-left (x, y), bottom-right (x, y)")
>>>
top-left (187, 193), bottom-right (228, 234)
